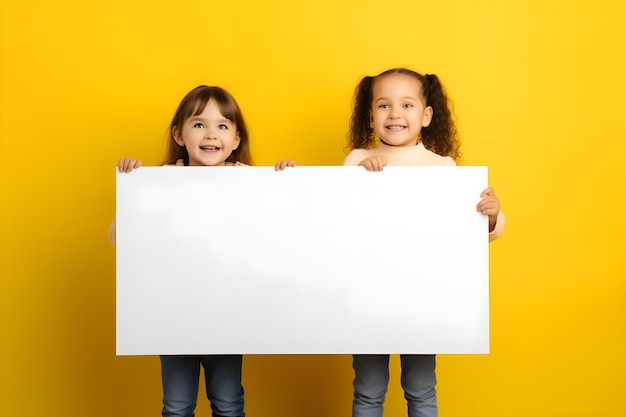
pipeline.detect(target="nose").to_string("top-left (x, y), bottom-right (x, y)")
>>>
top-left (388, 107), bottom-right (401, 119)
top-left (205, 128), bottom-right (218, 139)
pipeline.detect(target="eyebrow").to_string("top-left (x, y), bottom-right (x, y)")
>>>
top-left (190, 116), bottom-right (233, 124)
top-left (374, 96), bottom-right (419, 102)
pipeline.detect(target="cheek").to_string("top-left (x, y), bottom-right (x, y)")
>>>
top-left (230, 136), bottom-right (241, 150)
top-left (371, 112), bottom-right (382, 127)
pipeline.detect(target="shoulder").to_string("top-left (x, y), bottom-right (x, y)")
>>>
top-left (440, 155), bottom-right (456, 166)
top-left (343, 148), bottom-right (372, 166)
top-left (418, 145), bottom-right (456, 166)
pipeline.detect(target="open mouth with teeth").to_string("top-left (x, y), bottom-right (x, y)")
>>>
top-left (386, 124), bottom-right (406, 130)
top-left (200, 145), bottom-right (220, 151)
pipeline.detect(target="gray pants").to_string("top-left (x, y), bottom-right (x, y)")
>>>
top-left (352, 354), bottom-right (437, 417)
top-left (160, 355), bottom-right (244, 417)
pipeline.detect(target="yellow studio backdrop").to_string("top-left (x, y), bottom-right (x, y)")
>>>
top-left (1, 0), bottom-right (624, 416)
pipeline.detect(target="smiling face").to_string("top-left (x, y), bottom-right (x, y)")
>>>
top-left (172, 99), bottom-right (241, 166)
top-left (370, 73), bottom-right (433, 147)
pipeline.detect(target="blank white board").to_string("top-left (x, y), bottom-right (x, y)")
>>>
top-left (116, 166), bottom-right (489, 355)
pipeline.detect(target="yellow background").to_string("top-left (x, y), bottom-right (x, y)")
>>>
top-left (1, 0), bottom-right (624, 416)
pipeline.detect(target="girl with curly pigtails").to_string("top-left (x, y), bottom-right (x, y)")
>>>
top-left (344, 68), bottom-right (505, 417)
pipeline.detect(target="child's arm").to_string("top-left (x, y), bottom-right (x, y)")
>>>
top-left (109, 218), bottom-right (117, 247)
top-left (489, 211), bottom-right (505, 241)
top-left (275, 160), bottom-right (297, 171)
top-left (476, 187), bottom-right (505, 240)
top-left (110, 158), bottom-right (144, 246)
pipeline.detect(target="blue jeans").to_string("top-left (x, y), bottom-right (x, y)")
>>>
top-left (352, 354), bottom-right (437, 417)
top-left (160, 355), bottom-right (245, 417)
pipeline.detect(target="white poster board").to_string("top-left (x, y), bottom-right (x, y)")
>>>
top-left (116, 166), bottom-right (489, 355)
